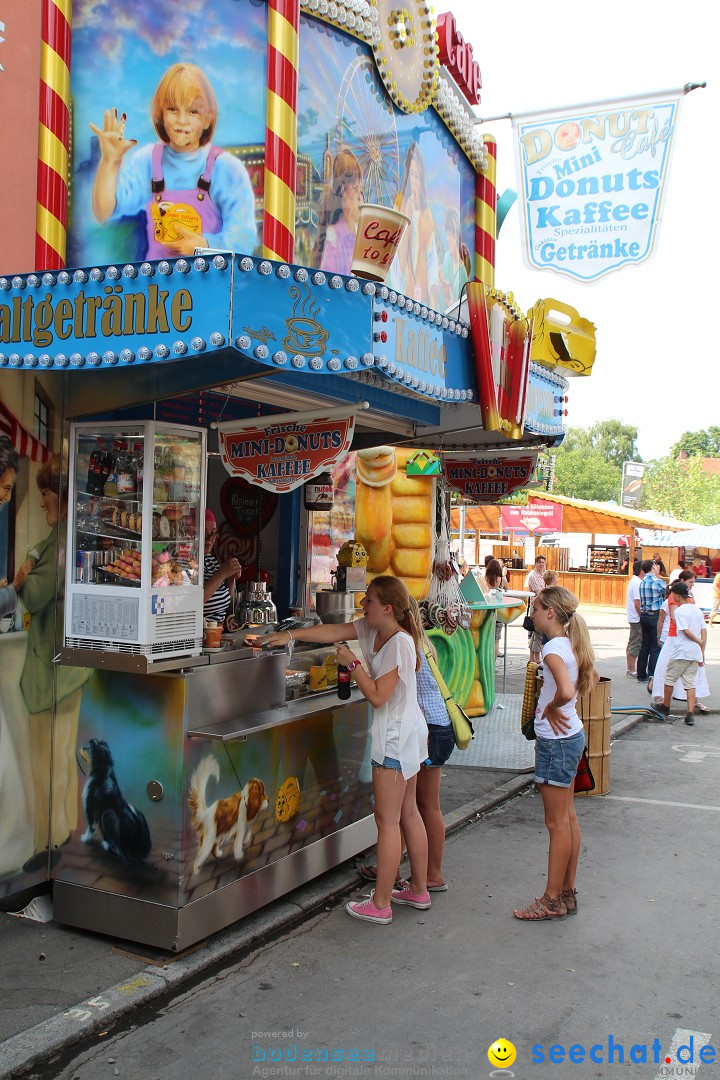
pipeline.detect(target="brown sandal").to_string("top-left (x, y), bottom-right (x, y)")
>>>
top-left (357, 864), bottom-right (404, 889)
top-left (513, 893), bottom-right (567, 920)
top-left (561, 888), bottom-right (578, 915)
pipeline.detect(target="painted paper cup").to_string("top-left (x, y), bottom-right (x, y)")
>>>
top-left (204, 625), bottom-right (223, 649)
top-left (351, 203), bottom-right (411, 282)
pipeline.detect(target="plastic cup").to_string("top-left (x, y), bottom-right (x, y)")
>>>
top-left (351, 203), bottom-right (411, 282)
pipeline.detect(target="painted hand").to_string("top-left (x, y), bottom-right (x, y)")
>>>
top-left (162, 222), bottom-right (208, 256)
top-left (89, 108), bottom-right (137, 164)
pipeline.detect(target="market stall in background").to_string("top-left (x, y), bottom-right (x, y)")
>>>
top-left (452, 492), bottom-right (697, 606)
top-left (0, 0), bottom-right (594, 944)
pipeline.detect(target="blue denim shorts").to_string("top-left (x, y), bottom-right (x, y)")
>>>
top-left (534, 730), bottom-right (586, 788)
top-left (423, 723), bottom-right (455, 768)
top-left (372, 756), bottom-right (402, 771)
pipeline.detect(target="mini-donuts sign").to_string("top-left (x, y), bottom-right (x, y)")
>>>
top-left (214, 405), bottom-right (361, 493)
top-left (443, 454), bottom-right (537, 503)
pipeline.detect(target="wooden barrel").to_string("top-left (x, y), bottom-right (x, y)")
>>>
top-left (575, 676), bottom-right (611, 796)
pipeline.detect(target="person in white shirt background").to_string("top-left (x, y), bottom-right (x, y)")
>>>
top-left (654, 581), bottom-right (707, 726)
top-left (625, 561), bottom-right (644, 677)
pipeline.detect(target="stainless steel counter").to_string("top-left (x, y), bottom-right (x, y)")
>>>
top-left (187, 684), bottom-right (366, 740)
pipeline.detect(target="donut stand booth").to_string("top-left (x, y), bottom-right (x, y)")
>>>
top-left (0, 0), bottom-right (594, 948)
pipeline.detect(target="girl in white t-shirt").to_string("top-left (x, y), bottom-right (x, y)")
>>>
top-left (514, 586), bottom-right (598, 922)
top-left (264, 576), bottom-right (429, 925)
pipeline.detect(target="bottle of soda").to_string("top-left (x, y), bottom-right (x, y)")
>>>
top-left (103, 444), bottom-right (119, 497)
top-left (92, 448), bottom-right (104, 495)
top-left (86, 450), bottom-right (97, 494)
top-left (337, 663), bottom-right (352, 700)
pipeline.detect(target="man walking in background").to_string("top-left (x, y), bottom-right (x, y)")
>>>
top-left (636, 558), bottom-right (665, 683)
top-left (625, 561), bottom-right (644, 678)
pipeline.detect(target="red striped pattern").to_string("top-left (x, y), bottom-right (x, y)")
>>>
top-left (0, 401), bottom-right (51, 464)
top-left (35, 0), bottom-right (72, 271)
top-left (263, 216), bottom-right (295, 263)
top-left (262, 0), bottom-right (299, 263)
top-left (474, 139), bottom-right (497, 280)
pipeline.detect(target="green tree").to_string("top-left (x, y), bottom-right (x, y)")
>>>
top-left (671, 427), bottom-right (720, 458)
top-left (552, 447), bottom-right (621, 502)
top-left (587, 420), bottom-right (640, 471)
top-left (554, 422), bottom-right (639, 481)
top-left (642, 455), bottom-right (720, 525)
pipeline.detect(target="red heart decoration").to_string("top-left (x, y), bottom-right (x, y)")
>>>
top-left (219, 477), bottom-right (279, 538)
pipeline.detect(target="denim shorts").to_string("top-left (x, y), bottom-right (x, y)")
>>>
top-left (371, 756), bottom-right (402, 771)
top-left (423, 723), bottom-right (455, 768)
top-left (534, 730), bottom-right (586, 788)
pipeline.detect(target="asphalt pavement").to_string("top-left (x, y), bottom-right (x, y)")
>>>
top-left (1, 607), bottom-right (718, 1080)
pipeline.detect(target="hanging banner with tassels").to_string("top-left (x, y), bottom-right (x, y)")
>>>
top-left (442, 453), bottom-right (537, 503)
top-left (513, 89), bottom-right (684, 283)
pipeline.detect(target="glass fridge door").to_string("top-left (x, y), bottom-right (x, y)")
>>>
top-left (73, 427), bottom-right (145, 587)
top-left (151, 427), bottom-right (203, 588)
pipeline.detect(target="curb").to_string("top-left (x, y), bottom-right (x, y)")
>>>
top-left (0, 715), bottom-right (644, 1080)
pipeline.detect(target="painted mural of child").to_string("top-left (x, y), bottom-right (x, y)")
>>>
top-left (312, 149), bottom-right (364, 275)
top-left (440, 207), bottom-right (472, 311)
top-left (90, 63), bottom-right (257, 259)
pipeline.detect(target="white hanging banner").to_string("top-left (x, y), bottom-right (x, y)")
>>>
top-left (512, 88), bottom-right (684, 283)
top-left (214, 404), bottom-right (366, 493)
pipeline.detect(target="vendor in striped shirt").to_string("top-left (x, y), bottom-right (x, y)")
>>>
top-left (203, 509), bottom-right (242, 624)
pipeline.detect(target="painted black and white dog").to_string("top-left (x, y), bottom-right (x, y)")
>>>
top-left (80, 738), bottom-right (152, 863)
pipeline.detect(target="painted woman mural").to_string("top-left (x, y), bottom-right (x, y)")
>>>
top-left (388, 143), bottom-right (441, 310)
top-left (16, 456), bottom-right (90, 870)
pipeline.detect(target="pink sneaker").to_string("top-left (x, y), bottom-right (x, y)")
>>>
top-left (346, 891), bottom-right (393, 924)
top-left (391, 885), bottom-right (432, 909)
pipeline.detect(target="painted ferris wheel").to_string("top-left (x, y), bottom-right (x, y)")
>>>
top-left (335, 55), bottom-right (399, 207)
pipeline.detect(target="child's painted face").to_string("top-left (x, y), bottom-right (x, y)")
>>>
top-left (163, 100), bottom-right (209, 152)
top-left (341, 178), bottom-right (363, 222)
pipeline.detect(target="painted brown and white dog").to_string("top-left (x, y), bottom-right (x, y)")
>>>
top-left (189, 755), bottom-right (268, 875)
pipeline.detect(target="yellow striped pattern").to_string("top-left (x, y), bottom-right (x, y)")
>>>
top-left (475, 134), bottom-right (497, 288)
top-left (36, 203), bottom-right (67, 258)
top-left (36, 0), bottom-right (72, 266)
top-left (40, 39), bottom-right (70, 109)
top-left (266, 87), bottom-right (297, 157)
top-left (268, 6), bottom-right (299, 69)
top-left (38, 123), bottom-right (68, 182)
top-left (263, 3), bottom-right (299, 260)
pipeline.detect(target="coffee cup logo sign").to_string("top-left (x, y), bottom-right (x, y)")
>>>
top-left (443, 455), bottom-right (537, 503)
top-left (216, 408), bottom-right (357, 494)
top-left (282, 282), bottom-right (330, 357)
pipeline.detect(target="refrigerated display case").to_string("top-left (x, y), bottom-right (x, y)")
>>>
top-left (64, 421), bottom-right (206, 664)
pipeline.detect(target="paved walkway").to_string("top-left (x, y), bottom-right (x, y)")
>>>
top-left (1, 605), bottom-right (718, 1079)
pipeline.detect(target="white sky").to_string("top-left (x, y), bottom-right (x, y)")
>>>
top-left (451, 0), bottom-right (717, 461)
